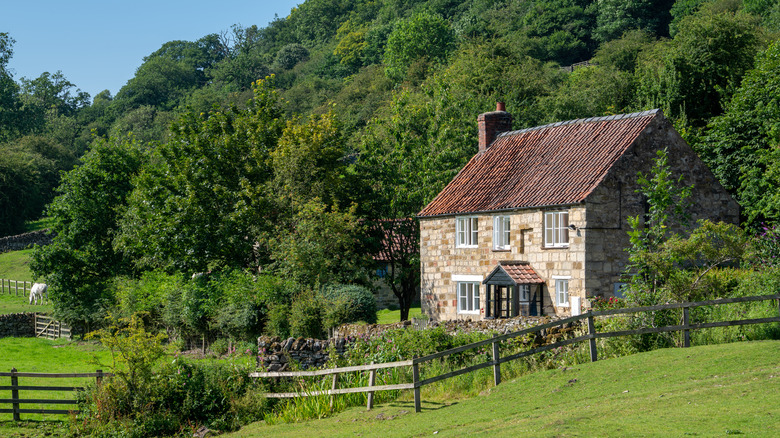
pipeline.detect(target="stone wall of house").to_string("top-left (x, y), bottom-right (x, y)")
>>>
top-left (0, 230), bottom-right (54, 254)
top-left (420, 205), bottom-right (587, 322)
top-left (582, 115), bottom-right (740, 300)
top-left (0, 313), bottom-right (36, 338)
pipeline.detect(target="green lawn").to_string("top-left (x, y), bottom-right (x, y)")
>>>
top-left (0, 337), bottom-right (113, 435)
top-left (0, 249), bottom-right (34, 282)
top-left (0, 293), bottom-right (53, 315)
top-left (376, 306), bottom-right (422, 324)
top-left (227, 340), bottom-right (780, 437)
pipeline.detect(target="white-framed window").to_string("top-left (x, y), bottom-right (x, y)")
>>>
top-left (554, 276), bottom-right (570, 307)
top-left (456, 216), bottom-right (479, 248)
top-left (544, 210), bottom-right (569, 248)
top-left (454, 275), bottom-right (482, 314)
top-left (493, 215), bottom-right (511, 250)
top-left (519, 284), bottom-right (530, 302)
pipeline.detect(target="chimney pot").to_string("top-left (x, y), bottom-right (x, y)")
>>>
top-left (496, 102), bottom-right (505, 112)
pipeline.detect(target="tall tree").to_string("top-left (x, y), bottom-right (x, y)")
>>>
top-left (115, 78), bottom-right (284, 272)
top-left (30, 136), bottom-right (145, 330)
top-left (701, 40), bottom-right (780, 226)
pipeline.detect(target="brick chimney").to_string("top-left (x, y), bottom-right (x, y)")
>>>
top-left (478, 102), bottom-right (513, 153)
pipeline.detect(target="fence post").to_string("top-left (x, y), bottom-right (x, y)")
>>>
top-left (683, 307), bottom-right (691, 348)
top-left (412, 359), bottom-right (421, 413)
top-left (367, 362), bottom-right (376, 411)
top-left (329, 373), bottom-right (338, 410)
top-left (588, 313), bottom-right (598, 362)
top-left (492, 336), bottom-right (501, 386)
top-left (11, 368), bottom-right (20, 421)
top-left (96, 369), bottom-right (104, 386)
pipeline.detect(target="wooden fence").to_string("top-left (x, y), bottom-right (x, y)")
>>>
top-left (0, 369), bottom-right (112, 420)
top-left (0, 279), bottom-right (32, 296)
top-left (35, 314), bottom-right (71, 340)
top-left (251, 294), bottom-right (780, 412)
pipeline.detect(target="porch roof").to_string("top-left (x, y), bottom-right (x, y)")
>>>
top-left (483, 261), bottom-right (544, 286)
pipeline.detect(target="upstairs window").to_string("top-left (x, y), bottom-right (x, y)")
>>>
top-left (493, 215), bottom-right (511, 250)
top-left (544, 210), bottom-right (569, 248)
top-left (456, 216), bottom-right (479, 248)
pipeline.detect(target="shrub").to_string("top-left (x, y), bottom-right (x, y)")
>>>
top-left (75, 357), bottom-right (267, 436)
top-left (320, 283), bottom-right (377, 326)
top-left (265, 303), bottom-right (291, 338)
top-left (290, 292), bottom-right (323, 338)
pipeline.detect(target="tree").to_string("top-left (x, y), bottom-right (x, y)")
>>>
top-left (522, 0), bottom-right (596, 64)
top-left (625, 148), bottom-right (693, 298)
top-left (383, 12), bottom-right (455, 82)
top-left (634, 8), bottom-right (761, 126)
top-left (30, 136), bottom-right (145, 331)
top-left (269, 199), bottom-right (371, 287)
top-left (592, 0), bottom-right (675, 42)
top-left (700, 40), bottom-right (780, 226)
top-left (270, 110), bottom-right (347, 208)
top-left (115, 78), bottom-right (284, 273)
top-left (368, 219), bottom-right (420, 321)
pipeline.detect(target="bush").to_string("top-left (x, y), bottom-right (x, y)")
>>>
top-left (265, 303), bottom-right (291, 338)
top-left (290, 292), bottom-right (323, 338)
top-left (320, 283), bottom-right (377, 327)
top-left (76, 359), bottom-right (267, 436)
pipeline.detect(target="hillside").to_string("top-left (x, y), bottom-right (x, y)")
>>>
top-left (228, 340), bottom-right (780, 437)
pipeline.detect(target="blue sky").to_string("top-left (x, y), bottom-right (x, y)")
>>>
top-left (2, 0), bottom-right (301, 100)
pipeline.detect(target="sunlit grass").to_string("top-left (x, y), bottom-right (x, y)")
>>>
top-left (0, 249), bottom-right (34, 282)
top-left (226, 340), bottom-right (780, 437)
top-left (376, 306), bottom-right (421, 324)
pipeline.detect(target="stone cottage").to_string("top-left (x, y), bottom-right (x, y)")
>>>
top-left (417, 105), bottom-right (739, 321)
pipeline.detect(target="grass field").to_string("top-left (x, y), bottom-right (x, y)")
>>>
top-left (0, 293), bottom-right (53, 315)
top-left (227, 340), bottom-right (780, 437)
top-left (0, 249), bottom-right (34, 282)
top-left (0, 337), bottom-right (113, 436)
top-left (376, 306), bottom-right (422, 324)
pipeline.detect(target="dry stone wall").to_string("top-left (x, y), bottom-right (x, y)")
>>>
top-left (0, 230), bottom-right (54, 254)
top-left (0, 313), bottom-right (36, 338)
top-left (257, 315), bottom-right (568, 371)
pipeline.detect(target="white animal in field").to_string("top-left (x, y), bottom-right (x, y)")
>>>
top-left (29, 283), bottom-right (48, 305)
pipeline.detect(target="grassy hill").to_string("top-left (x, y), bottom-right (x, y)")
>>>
top-left (228, 340), bottom-right (780, 437)
top-left (0, 249), bottom-right (34, 282)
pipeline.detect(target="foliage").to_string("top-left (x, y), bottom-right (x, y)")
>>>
top-left (701, 40), bottom-right (780, 226)
top-left (591, 0), bottom-right (675, 43)
top-left (270, 199), bottom-right (371, 288)
top-left (522, 0), bottom-right (595, 64)
top-left (87, 313), bottom-right (167, 397)
top-left (75, 356), bottom-right (266, 436)
top-left (383, 12), bottom-right (455, 82)
top-left (290, 290), bottom-right (324, 338)
top-left (750, 223), bottom-right (780, 268)
top-left (30, 135), bottom-right (145, 331)
top-left (320, 283), bottom-right (378, 327)
top-left (116, 77), bottom-right (284, 273)
top-left (635, 7), bottom-right (761, 126)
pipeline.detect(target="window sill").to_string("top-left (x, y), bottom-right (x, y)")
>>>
top-left (492, 248), bottom-right (510, 252)
top-left (457, 310), bottom-right (480, 315)
top-left (456, 245), bottom-right (479, 249)
top-left (543, 245), bottom-right (570, 250)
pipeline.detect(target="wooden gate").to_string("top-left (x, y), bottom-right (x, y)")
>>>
top-left (34, 314), bottom-right (71, 340)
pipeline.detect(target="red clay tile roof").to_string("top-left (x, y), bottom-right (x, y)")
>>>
top-left (418, 110), bottom-right (660, 217)
top-left (484, 261), bottom-right (544, 285)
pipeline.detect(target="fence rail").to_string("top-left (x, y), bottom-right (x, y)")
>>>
top-left (0, 368), bottom-right (112, 420)
top-left (0, 279), bottom-right (32, 297)
top-left (251, 294), bottom-right (780, 412)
